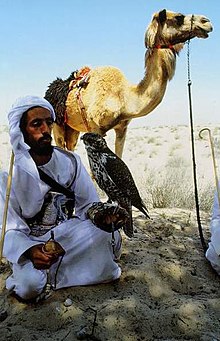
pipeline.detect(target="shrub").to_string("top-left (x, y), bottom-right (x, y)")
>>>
top-left (138, 156), bottom-right (214, 213)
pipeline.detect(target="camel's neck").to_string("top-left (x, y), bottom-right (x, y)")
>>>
top-left (124, 47), bottom-right (181, 119)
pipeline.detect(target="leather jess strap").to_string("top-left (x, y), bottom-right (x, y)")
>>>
top-left (37, 167), bottom-right (75, 200)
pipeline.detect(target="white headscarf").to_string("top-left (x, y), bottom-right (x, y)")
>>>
top-left (8, 95), bottom-right (56, 156)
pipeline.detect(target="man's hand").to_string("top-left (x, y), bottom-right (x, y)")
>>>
top-left (25, 244), bottom-right (59, 270)
top-left (87, 202), bottom-right (129, 233)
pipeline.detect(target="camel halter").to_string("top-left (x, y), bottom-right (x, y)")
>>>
top-left (186, 15), bottom-right (207, 253)
top-left (153, 15), bottom-right (196, 52)
top-left (154, 44), bottom-right (175, 53)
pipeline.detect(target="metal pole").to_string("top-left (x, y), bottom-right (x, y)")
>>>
top-left (0, 151), bottom-right (14, 263)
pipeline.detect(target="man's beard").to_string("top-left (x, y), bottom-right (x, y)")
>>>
top-left (28, 134), bottom-right (54, 156)
top-left (31, 144), bottom-right (54, 156)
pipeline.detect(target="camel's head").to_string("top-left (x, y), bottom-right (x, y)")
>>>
top-left (81, 132), bottom-right (108, 151)
top-left (145, 9), bottom-right (213, 49)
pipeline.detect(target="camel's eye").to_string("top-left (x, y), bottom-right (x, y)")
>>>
top-left (175, 15), bottom-right (185, 26)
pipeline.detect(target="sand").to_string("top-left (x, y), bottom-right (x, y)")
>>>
top-left (0, 124), bottom-right (220, 341)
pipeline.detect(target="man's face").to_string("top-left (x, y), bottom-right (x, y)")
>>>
top-left (22, 107), bottom-right (54, 155)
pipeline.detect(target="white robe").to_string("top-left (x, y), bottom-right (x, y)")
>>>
top-left (206, 189), bottom-right (220, 274)
top-left (0, 149), bottom-right (121, 299)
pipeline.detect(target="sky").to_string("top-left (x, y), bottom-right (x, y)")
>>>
top-left (0, 0), bottom-right (219, 127)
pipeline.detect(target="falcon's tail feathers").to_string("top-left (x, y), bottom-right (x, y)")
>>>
top-left (123, 214), bottom-right (134, 238)
top-left (138, 203), bottom-right (150, 219)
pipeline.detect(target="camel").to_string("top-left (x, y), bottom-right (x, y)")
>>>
top-left (45, 9), bottom-right (212, 158)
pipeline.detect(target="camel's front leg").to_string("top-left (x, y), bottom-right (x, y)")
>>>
top-left (65, 125), bottom-right (80, 151)
top-left (114, 120), bottom-right (130, 158)
top-left (53, 123), bottom-right (66, 149)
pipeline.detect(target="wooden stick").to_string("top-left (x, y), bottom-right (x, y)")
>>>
top-left (0, 151), bottom-right (14, 263)
top-left (199, 128), bottom-right (220, 208)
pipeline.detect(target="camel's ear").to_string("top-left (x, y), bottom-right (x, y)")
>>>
top-left (158, 9), bottom-right (167, 24)
top-left (145, 9), bottom-right (167, 48)
top-left (145, 13), bottom-right (159, 48)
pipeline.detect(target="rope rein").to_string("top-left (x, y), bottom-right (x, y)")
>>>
top-left (76, 90), bottom-right (91, 132)
top-left (187, 16), bottom-right (207, 252)
top-left (68, 67), bottom-right (91, 132)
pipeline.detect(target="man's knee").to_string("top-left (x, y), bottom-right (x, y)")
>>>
top-left (6, 263), bottom-right (47, 300)
top-left (18, 270), bottom-right (47, 300)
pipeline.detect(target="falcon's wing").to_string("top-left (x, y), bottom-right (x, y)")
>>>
top-left (103, 151), bottom-right (138, 198)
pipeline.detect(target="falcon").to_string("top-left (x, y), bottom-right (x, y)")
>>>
top-left (81, 132), bottom-right (150, 237)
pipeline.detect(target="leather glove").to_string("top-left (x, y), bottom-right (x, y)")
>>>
top-left (87, 202), bottom-right (129, 233)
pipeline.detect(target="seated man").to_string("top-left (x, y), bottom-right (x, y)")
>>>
top-left (206, 189), bottom-right (220, 274)
top-left (0, 96), bottom-right (128, 301)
